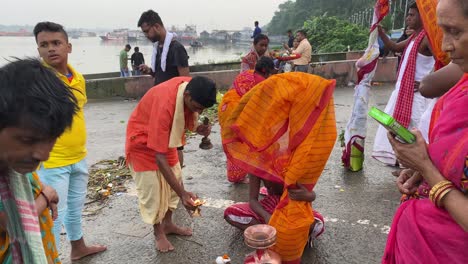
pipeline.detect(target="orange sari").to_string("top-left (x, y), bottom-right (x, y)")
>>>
top-left (416, 0), bottom-right (450, 69)
top-left (219, 70), bottom-right (266, 183)
top-left (223, 73), bottom-right (337, 263)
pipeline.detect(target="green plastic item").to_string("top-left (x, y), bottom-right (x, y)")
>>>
top-left (349, 145), bottom-right (363, 172)
top-left (368, 107), bottom-right (416, 144)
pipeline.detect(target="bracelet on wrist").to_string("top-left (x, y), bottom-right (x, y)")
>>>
top-left (429, 180), bottom-right (456, 208)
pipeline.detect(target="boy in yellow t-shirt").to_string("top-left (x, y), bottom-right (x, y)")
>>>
top-left (33, 21), bottom-right (107, 260)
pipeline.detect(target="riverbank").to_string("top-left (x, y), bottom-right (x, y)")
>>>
top-left (58, 82), bottom-right (399, 264)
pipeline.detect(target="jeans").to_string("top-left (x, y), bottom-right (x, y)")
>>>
top-left (37, 158), bottom-right (88, 250)
top-left (295, 65), bottom-right (309, 73)
top-left (133, 69), bottom-right (141, 76)
top-left (120, 68), bottom-right (131, 77)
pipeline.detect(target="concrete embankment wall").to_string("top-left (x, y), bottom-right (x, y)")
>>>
top-left (85, 57), bottom-right (397, 99)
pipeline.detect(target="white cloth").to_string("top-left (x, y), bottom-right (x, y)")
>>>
top-left (371, 50), bottom-right (434, 165)
top-left (151, 32), bottom-right (174, 72)
top-left (418, 98), bottom-right (437, 143)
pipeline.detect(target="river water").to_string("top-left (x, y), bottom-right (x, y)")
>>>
top-left (0, 36), bottom-right (253, 74)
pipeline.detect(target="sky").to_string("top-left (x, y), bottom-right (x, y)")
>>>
top-left (1, 0), bottom-right (287, 32)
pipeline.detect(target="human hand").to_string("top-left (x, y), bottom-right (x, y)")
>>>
top-left (396, 169), bottom-right (423, 195)
top-left (196, 124), bottom-right (211, 137)
top-left (288, 183), bottom-right (316, 202)
top-left (376, 24), bottom-right (383, 33)
top-left (181, 191), bottom-right (197, 212)
top-left (283, 43), bottom-right (289, 50)
top-left (414, 81), bottom-right (420, 92)
top-left (387, 129), bottom-right (432, 173)
top-left (264, 214), bottom-right (272, 224)
top-left (138, 64), bottom-right (152, 74)
top-left (42, 185), bottom-right (59, 220)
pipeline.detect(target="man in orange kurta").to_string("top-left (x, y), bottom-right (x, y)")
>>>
top-left (125, 76), bottom-right (216, 252)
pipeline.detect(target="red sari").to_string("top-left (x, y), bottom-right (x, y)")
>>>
top-left (383, 74), bottom-right (468, 264)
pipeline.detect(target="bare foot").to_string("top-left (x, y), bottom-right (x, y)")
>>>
top-left (239, 177), bottom-right (250, 184)
top-left (164, 223), bottom-right (193, 236)
top-left (71, 244), bottom-right (107, 261)
top-left (155, 235), bottom-right (175, 252)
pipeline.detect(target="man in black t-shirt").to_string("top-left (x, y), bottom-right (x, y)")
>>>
top-left (137, 10), bottom-right (189, 85)
top-left (131, 47), bottom-right (145, 76)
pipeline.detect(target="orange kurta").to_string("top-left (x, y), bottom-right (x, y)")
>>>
top-left (125, 76), bottom-right (195, 172)
top-left (223, 73), bottom-right (337, 263)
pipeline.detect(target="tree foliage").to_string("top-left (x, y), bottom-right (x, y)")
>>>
top-left (266, 0), bottom-right (408, 35)
top-left (303, 16), bottom-right (369, 53)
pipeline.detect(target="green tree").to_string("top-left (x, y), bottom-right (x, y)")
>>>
top-left (303, 16), bottom-right (369, 53)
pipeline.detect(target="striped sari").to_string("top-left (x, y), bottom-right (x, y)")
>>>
top-left (223, 73), bottom-right (337, 263)
top-left (0, 172), bottom-right (60, 264)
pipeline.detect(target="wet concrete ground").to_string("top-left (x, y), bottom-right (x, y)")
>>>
top-left (60, 83), bottom-right (401, 264)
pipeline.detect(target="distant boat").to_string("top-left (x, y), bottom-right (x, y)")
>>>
top-left (99, 29), bottom-right (128, 41)
top-left (190, 40), bottom-right (203, 47)
top-left (171, 25), bottom-right (198, 41)
top-left (127, 30), bottom-right (148, 41)
top-left (0, 29), bottom-right (33, 37)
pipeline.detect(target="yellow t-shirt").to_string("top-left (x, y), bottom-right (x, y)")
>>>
top-left (43, 63), bottom-right (87, 168)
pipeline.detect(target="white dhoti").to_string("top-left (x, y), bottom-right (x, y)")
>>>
top-left (371, 46), bottom-right (434, 165)
top-left (371, 90), bottom-right (431, 165)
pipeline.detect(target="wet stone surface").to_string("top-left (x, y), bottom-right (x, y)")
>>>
top-left (59, 84), bottom-right (400, 264)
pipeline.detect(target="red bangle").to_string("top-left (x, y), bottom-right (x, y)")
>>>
top-left (40, 191), bottom-right (50, 208)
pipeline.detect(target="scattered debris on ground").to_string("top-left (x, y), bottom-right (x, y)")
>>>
top-left (87, 157), bottom-right (131, 201)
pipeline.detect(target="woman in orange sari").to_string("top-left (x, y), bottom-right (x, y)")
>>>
top-left (219, 56), bottom-right (275, 183)
top-left (383, 0), bottom-right (468, 262)
top-left (223, 72), bottom-right (337, 263)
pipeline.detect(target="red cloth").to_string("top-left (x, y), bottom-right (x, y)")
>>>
top-left (393, 30), bottom-right (427, 128)
top-left (125, 76), bottom-right (192, 172)
top-left (224, 195), bottom-right (280, 224)
top-left (233, 70), bottom-right (265, 97)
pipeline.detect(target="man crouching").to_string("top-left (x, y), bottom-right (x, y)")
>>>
top-left (125, 76), bottom-right (216, 252)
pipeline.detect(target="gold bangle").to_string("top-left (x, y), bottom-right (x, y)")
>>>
top-left (435, 187), bottom-right (455, 208)
top-left (429, 180), bottom-right (453, 201)
top-left (431, 184), bottom-right (451, 205)
top-left (430, 183), bottom-right (453, 204)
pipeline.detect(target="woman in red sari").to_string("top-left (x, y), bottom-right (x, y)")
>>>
top-left (219, 57), bottom-right (275, 183)
top-left (240, 34), bottom-right (271, 72)
top-left (383, 0), bottom-right (468, 263)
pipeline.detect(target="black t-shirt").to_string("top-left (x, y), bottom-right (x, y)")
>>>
top-left (131, 52), bottom-right (145, 67)
top-left (288, 36), bottom-right (294, 48)
top-left (154, 40), bottom-right (189, 85)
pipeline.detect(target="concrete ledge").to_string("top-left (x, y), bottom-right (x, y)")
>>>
top-left (85, 70), bottom-right (239, 99)
top-left (191, 70), bottom-right (239, 91)
top-left (84, 58), bottom-right (398, 99)
top-left (310, 57), bottom-right (397, 85)
top-left (86, 76), bottom-right (153, 99)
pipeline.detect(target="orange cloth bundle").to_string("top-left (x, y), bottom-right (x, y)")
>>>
top-left (223, 73), bottom-right (337, 263)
